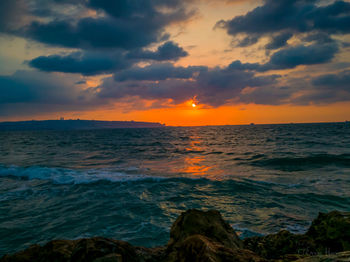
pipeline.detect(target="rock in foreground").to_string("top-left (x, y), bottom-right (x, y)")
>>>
top-left (1, 210), bottom-right (350, 262)
top-left (244, 211), bottom-right (350, 260)
top-left (165, 209), bottom-right (263, 262)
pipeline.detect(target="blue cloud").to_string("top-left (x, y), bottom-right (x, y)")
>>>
top-left (29, 51), bottom-right (131, 75)
top-left (266, 42), bottom-right (338, 69)
top-left (0, 70), bottom-right (101, 116)
top-left (228, 42), bottom-right (339, 71)
top-left (0, 0), bottom-right (193, 51)
top-left (114, 63), bottom-right (207, 82)
top-left (217, 0), bottom-right (350, 47)
top-left (24, 17), bottom-right (166, 50)
top-left (28, 42), bottom-right (188, 75)
top-left (312, 70), bottom-right (350, 91)
top-left (127, 41), bottom-right (188, 61)
top-left (99, 63), bottom-right (279, 107)
top-left (265, 32), bottom-right (293, 50)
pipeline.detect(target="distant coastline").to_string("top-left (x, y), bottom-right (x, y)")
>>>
top-left (0, 119), bottom-right (166, 131)
top-left (0, 120), bottom-right (348, 131)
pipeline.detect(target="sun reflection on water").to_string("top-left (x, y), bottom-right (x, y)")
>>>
top-left (179, 134), bottom-right (218, 178)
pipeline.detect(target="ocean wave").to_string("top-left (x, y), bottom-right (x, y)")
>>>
top-left (0, 165), bottom-right (166, 185)
top-left (0, 164), bottom-right (330, 188)
top-left (0, 164), bottom-right (349, 202)
top-left (0, 165), bottom-right (290, 191)
top-left (232, 224), bottom-right (264, 238)
top-left (249, 153), bottom-right (350, 170)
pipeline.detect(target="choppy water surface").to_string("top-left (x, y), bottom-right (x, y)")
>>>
top-left (1, 123), bottom-right (350, 255)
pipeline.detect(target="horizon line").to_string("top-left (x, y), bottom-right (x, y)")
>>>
top-left (0, 119), bottom-right (348, 127)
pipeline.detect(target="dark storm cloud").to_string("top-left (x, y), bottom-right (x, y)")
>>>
top-left (99, 77), bottom-right (198, 104)
top-left (0, 0), bottom-right (193, 52)
top-left (236, 35), bottom-right (259, 47)
top-left (24, 17), bottom-right (167, 50)
top-left (312, 70), bottom-right (350, 91)
top-left (25, 0), bottom-right (87, 18)
top-left (0, 71), bottom-right (94, 106)
top-left (0, 0), bottom-right (194, 76)
top-left (127, 41), bottom-right (188, 61)
top-left (0, 75), bottom-right (36, 104)
top-left (250, 70), bottom-right (350, 106)
top-left (87, 0), bottom-right (189, 19)
top-left (291, 70), bottom-right (350, 104)
top-left (228, 60), bottom-right (261, 71)
top-left (0, 70), bottom-right (102, 116)
top-left (229, 69), bottom-right (350, 106)
top-left (217, 0), bottom-right (350, 46)
top-left (266, 42), bottom-right (339, 70)
top-left (302, 32), bottom-right (335, 44)
top-left (239, 85), bottom-right (294, 105)
top-left (1, 65), bottom-right (350, 117)
top-left (0, 0), bottom-right (89, 32)
top-left (228, 42), bottom-right (339, 71)
top-left (0, 0), bottom-right (192, 77)
top-left (98, 60), bottom-right (350, 107)
top-left (28, 41), bottom-right (188, 75)
top-left (195, 65), bottom-right (279, 106)
top-left (99, 63), bottom-right (279, 107)
top-left (114, 63), bottom-right (207, 82)
top-left (29, 51), bottom-right (131, 75)
top-left (0, 0), bottom-right (27, 31)
top-left (0, 0), bottom-right (18, 30)
top-left (265, 32), bottom-right (293, 50)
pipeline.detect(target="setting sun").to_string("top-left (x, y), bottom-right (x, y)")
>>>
top-left (192, 103), bottom-right (196, 108)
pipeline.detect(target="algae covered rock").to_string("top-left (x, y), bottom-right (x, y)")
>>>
top-left (165, 234), bottom-right (264, 262)
top-left (92, 253), bottom-right (123, 262)
top-left (306, 211), bottom-right (350, 253)
top-left (244, 211), bottom-right (350, 260)
top-left (1, 209), bottom-right (349, 262)
top-left (168, 209), bottom-right (243, 250)
top-left (164, 209), bottom-right (261, 262)
top-left (0, 240), bottom-right (77, 262)
top-left (0, 209), bottom-right (257, 262)
top-left (294, 251), bottom-right (350, 262)
top-left (0, 238), bottom-right (139, 262)
top-left (243, 230), bottom-right (314, 259)
top-left (69, 237), bottom-right (139, 262)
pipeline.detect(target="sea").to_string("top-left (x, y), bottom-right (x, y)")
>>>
top-left (1, 123), bottom-right (350, 255)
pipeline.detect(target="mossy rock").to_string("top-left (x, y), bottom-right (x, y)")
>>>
top-left (243, 230), bottom-right (314, 259)
top-left (307, 211), bottom-right (350, 253)
top-left (168, 209), bottom-right (243, 250)
top-left (165, 234), bottom-right (265, 262)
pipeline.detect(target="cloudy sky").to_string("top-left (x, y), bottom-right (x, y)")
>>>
top-left (1, 0), bottom-right (350, 125)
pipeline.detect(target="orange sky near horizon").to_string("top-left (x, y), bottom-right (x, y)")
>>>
top-left (4, 101), bottom-right (349, 126)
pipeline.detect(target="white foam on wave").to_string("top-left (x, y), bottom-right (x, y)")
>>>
top-left (0, 165), bottom-right (165, 184)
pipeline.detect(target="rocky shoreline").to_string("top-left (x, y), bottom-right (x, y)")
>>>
top-left (1, 210), bottom-right (349, 262)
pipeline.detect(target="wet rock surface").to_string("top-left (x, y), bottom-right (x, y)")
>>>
top-left (167, 209), bottom-right (243, 250)
top-left (1, 210), bottom-right (349, 262)
top-left (244, 211), bottom-right (350, 260)
top-left (294, 251), bottom-right (350, 262)
top-left (306, 211), bottom-right (350, 253)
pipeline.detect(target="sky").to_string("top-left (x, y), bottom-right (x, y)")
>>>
top-left (0, 0), bottom-right (350, 126)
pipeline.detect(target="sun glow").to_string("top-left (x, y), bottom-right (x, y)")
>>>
top-left (192, 103), bottom-right (196, 108)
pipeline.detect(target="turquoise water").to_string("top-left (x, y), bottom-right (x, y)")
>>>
top-left (1, 123), bottom-right (350, 255)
